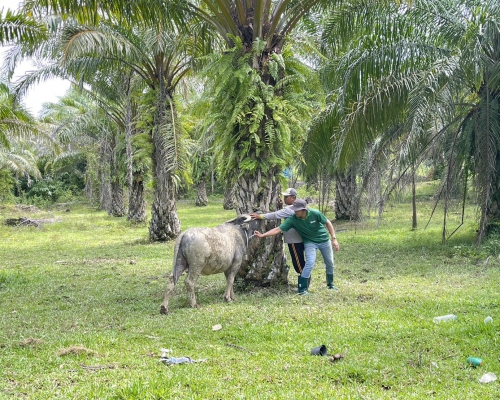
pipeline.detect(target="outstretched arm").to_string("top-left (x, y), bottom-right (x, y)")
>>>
top-left (254, 227), bottom-right (283, 238)
top-left (251, 208), bottom-right (294, 221)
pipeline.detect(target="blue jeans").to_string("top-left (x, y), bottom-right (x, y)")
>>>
top-left (301, 240), bottom-right (334, 279)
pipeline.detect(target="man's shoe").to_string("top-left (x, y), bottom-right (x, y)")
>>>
top-left (298, 276), bottom-right (309, 295)
top-left (326, 274), bottom-right (338, 290)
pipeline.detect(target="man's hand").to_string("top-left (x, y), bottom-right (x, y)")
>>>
top-left (332, 238), bottom-right (340, 252)
top-left (254, 230), bottom-right (264, 238)
top-left (250, 213), bottom-right (262, 220)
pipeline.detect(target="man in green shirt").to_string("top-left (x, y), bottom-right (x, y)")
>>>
top-left (254, 199), bottom-right (339, 295)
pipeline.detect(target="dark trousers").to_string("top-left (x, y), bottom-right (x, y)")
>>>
top-left (287, 242), bottom-right (305, 275)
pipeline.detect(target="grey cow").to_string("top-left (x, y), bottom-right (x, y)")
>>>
top-left (160, 214), bottom-right (260, 314)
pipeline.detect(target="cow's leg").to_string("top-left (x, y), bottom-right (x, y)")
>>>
top-left (184, 271), bottom-right (201, 309)
top-left (224, 267), bottom-right (238, 302)
top-left (160, 274), bottom-right (176, 314)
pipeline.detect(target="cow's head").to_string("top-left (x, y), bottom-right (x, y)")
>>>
top-left (226, 214), bottom-right (260, 234)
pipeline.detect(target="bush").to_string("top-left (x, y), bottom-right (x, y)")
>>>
top-left (17, 177), bottom-right (81, 206)
top-left (0, 169), bottom-right (15, 202)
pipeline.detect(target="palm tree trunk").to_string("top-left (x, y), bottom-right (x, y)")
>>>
top-left (100, 176), bottom-right (112, 212)
top-left (481, 151), bottom-right (500, 238)
top-left (108, 131), bottom-right (125, 217)
top-left (124, 90), bottom-right (146, 223)
top-left (98, 140), bottom-right (112, 212)
top-left (317, 168), bottom-right (333, 215)
top-left (223, 184), bottom-right (236, 210)
top-left (128, 175), bottom-right (146, 222)
top-left (110, 178), bottom-right (125, 217)
top-left (335, 167), bottom-right (359, 221)
top-left (412, 169), bottom-right (417, 230)
top-left (235, 168), bottom-right (288, 285)
top-left (148, 79), bottom-right (181, 241)
top-left (195, 180), bottom-right (209, 206)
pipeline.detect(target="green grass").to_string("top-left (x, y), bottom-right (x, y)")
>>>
top-left (1, 199), bottom-right (499, 399)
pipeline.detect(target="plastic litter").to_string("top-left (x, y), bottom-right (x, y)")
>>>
top-left (467, 357), bottom-right (482, 367)
top-left (160, 348), bottom-right (172, 357)
top-left (311, 345), bottom-right (327, 356)
top-left (484, 316), bottom-right (493, 324)
top-left (433, 314), bottom-right (457, 323)
top-left (479, 372), bottom-right (497, 384)
top-left (159, 348), bottom-right (206, 365)
top-left (160, 356), bottom-right (206, 365)
top-left (212, 324), bottom-right (223, 331)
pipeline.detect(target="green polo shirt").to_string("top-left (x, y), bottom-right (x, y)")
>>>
top-left (279, 208), bottom-right (330, 244)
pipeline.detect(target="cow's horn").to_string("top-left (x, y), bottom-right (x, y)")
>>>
top-left (242, 214), bottom-right (252, 222)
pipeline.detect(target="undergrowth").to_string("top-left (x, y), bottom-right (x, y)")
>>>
top-left (0, 199), bottom-right (499, 399)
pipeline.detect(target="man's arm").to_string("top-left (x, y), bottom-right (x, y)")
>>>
top-left (250, 207), bottom-right (294, 220)
top-left (254, 226), bottom-right (283, 238)
top-left (325, 220), bottom-right (339, 251)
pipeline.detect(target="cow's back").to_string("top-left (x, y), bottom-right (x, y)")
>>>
top-left (180, 225), bottom-right (244, 275)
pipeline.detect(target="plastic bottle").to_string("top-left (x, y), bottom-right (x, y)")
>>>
top-left (433, 314), bottom-right (457, 323)
top-left (467, 357), bottom-right (483, 367)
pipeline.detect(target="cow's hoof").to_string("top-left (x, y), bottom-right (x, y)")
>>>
top-left (160, 305), bottom-right (169, 315)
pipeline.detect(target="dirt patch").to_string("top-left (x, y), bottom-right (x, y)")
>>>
top-left (58, 345), bottom-right (97, 357)
top-left (18, 338), bottom-right (44, 347)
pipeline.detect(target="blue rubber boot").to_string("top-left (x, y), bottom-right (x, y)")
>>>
top-left (326, 274), bottom-right (338, 290)
top-left (298, 276), bottom-right (309, 295)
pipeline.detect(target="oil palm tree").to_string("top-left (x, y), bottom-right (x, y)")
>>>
top-left (0, 7), bottom-right (47, 48)
top-left (52, 20), bottom-right (196, 239)
top-left (26, 0), bottom-right (329, 281)
top-left (39, 86), bottom-right (127, 215)
top-left (317, 0), bottom-right (500, 243)
top-left (0, 81), bottom-right (41, 187)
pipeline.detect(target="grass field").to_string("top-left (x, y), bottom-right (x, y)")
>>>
top-left (1, 198), bottom-right (499, 399)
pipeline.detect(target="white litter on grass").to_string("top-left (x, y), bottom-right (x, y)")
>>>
top-left (484, 316), bottom-right (493, 324)
top-left (479, 372), bottom-right (497, 384)
top-left (212, 324), bottom-right (223, 331)
top-left (161, 356), bottom-right (207, 365)
top-left (160, 348), bottom-right (173, 358)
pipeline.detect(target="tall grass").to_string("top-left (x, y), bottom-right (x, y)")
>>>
top-left (0, 198), bottom-right (499, 399)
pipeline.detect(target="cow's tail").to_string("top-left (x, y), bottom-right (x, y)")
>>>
top-left (171, 232), bottom-right (188, 284)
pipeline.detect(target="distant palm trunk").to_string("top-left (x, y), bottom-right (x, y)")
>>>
top-left (195, 180), bottom-right (209, 206)
top-left (125, 95), bottom-right (146, 223)
top-left (108, 131), bottom-right (125, 217)
top-left (128, 176), bottom-right (146, 222)
top-left (110, 178), bottom-right (125, 217)
top-left (99, 139), bottom-right (112, 212)
top-left (223, 184), bottom-right (236, 210)
top-left (412, 169), bottom-right (417, 230)
top-left (335, 167), bottom-right (359, 221)
top-left (148, 78), bottom-right (181, 241)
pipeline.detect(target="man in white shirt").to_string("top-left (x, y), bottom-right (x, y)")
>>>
top-left (250, 188), bottom-right (305, 276)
